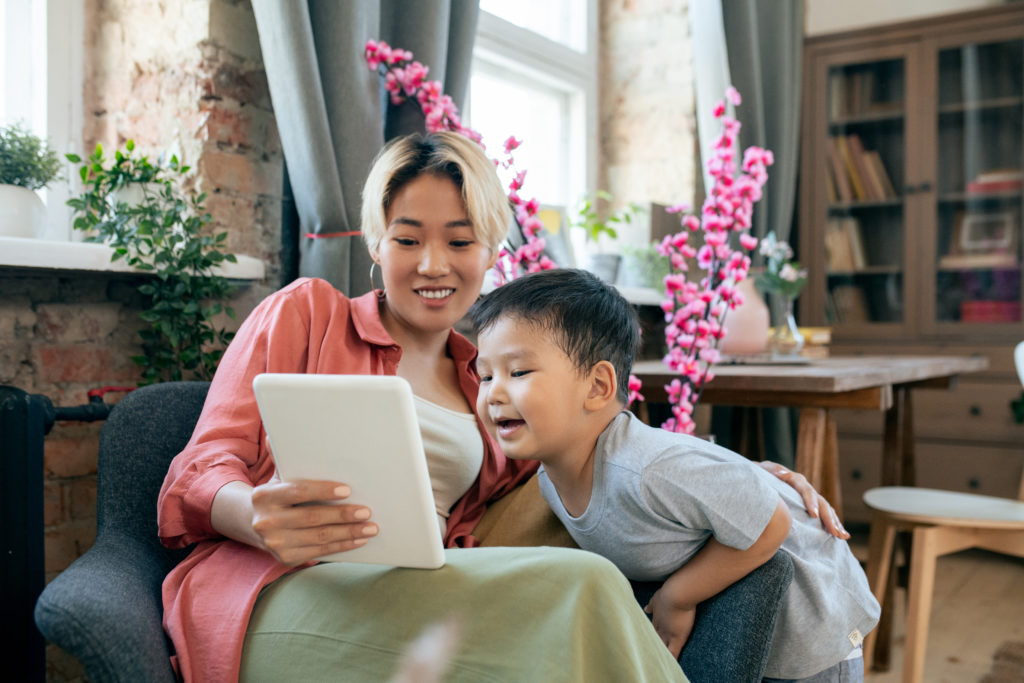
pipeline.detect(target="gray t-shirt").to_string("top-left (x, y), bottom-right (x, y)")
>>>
top-left (537, 411), bottom-right (880, 679)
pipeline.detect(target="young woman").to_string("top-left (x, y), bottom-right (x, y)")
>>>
top-left (158, 131), bottom-right (841, 682)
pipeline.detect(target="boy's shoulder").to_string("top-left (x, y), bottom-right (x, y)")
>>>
top-left (599, 411), bottom-right (730, 472)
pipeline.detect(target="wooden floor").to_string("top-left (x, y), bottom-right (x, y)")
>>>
top-left (846, 524), bottom-right (1024, 683)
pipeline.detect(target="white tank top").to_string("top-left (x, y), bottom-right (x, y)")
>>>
top-left (413, 395), bottom-right (484, 536)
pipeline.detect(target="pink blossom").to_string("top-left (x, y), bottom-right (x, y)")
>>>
top-left (739, 234), bottom-right (758, 251)
top-left (627, 374), bottom-right (645, 406)
top-left (725, 85), bottom-right (742, 106)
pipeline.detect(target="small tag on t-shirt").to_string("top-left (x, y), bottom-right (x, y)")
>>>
top-left (848, 628), bottom-right (864, 648)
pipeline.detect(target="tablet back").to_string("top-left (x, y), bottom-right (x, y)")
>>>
top-left (252, 373), bottom-right (445, 569)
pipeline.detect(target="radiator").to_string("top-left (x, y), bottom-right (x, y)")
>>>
top-left (0, 387), bottom-right (112, 683)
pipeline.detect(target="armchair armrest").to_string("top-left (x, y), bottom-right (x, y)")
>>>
top-left (35, 532), bottom-right (184, 683)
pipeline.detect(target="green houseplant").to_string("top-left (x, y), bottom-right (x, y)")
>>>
top-left (570, 190), bottom-right (644, 283)
top-left (0, 122), bottom-right (62, 238)
top-left (66, 141), bottom-right (237, 383)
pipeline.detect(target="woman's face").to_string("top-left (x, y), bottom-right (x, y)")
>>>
top-left (374, 173), bottom-right (498, 339)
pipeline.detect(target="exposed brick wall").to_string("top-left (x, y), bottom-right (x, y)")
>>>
top-left (0, 1), bottom-right (281, 680)
top-left (599, 0), bottom-right (698, 247)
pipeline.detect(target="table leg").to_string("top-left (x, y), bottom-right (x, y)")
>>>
top-left (795, 407), bottom-right (826, 494)
top-left (822, 414), bottom-right (842, 519)
top-left (873, 385), bottom-right (916, 672)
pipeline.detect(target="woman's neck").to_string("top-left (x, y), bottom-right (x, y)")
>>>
top-left (377, 297), bottom-right (451, 360)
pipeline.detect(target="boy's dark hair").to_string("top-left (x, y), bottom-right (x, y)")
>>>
top-left (470, 268), bottom-right (641, 403)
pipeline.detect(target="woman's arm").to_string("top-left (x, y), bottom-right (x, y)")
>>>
top-left (644, 499), bottom-right (792, 657)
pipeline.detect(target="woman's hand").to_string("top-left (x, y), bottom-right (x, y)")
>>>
top-left (249, 479), bottom-right (379, 567)
top-left (644, 588), bottom-right (696, 659)
top-left (758, 461), bottom-right (849, 539)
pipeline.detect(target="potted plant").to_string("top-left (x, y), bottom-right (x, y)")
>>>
top-left (619, 240), bottom-right (671, 290)
top-left (0, 122), bottom-right (62, 238)
top-left (570, 190), bottom-right (644, 283)
top-left (66, 141), bottom-right (238, 383)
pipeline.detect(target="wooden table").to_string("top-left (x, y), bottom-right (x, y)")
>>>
top-left (631, 355), bottom-right (989, 511)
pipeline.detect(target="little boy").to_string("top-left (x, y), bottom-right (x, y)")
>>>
top-left (470, 268), bottom-right (879, 682)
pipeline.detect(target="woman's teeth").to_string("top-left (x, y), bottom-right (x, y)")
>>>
top-left (418, 289), bottom-right (454, 299)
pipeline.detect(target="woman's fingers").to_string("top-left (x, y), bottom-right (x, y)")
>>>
top-left (252, 478), bottom-right (350, 508)
top-left (249, 478), bottom-right (379, 566)
top-left (762, 462), bottom-right (850, 539)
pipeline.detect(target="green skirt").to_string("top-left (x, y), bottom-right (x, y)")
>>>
top-left (240, 546), bottom-right (686, 682)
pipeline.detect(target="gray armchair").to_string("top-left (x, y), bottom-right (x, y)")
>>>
top-left (34, 380), bottom-right (793, 683)
top-left (34, 382), bottom-right (208, 683)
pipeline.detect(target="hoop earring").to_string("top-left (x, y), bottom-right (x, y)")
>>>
top-left (369, 262), bottom-right (385, 293)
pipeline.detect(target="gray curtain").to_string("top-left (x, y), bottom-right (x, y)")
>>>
top-left (693, 0), bottom-right (804, 466)
top-left (721, 0), bottom-right (803, 246)
top-left (252, 0), bottom-right (480, 294)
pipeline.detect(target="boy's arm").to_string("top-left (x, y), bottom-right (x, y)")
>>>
top-left (645, 498), bottom-right (792, 657)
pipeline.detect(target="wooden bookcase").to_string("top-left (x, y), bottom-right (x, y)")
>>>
top-left (799, 5), bottom-right (1024, 521)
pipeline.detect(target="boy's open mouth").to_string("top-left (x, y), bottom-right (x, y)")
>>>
top-left (496, 418), bottom-right (525, 436)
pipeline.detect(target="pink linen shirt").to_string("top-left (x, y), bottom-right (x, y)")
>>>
top-left (157, 277), bottom-right (537, 682)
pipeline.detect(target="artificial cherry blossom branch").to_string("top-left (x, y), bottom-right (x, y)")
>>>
top-left (652, 87), bottom-right (774, 434)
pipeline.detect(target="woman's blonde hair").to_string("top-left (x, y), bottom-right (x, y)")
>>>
top-left (360, 131), bottom-right (511, 254)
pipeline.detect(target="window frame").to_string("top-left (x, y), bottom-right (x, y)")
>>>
top-left (471, 3), bottom-right (598, 208)
top-left (2, 0), bottom-right (82, 242)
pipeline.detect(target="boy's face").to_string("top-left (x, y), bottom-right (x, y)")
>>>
top-left (475, 316), bottom-right (592, 463)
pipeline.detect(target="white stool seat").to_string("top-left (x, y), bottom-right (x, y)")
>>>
top-left (864, 487), bottom-right (1024, 527)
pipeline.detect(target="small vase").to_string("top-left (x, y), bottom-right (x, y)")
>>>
top-left (769, 296), bottom-right (804, 356)
top-left (719, 278), bottom-right (770, 355)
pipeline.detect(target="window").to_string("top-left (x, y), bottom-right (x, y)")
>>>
top-left (469, 1), bottom-right (597, 220)
top-left (1, 0), bottom-right (83, 242)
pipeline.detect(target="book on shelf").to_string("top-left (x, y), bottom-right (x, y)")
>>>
top-left (846, 134), bottom-right (883, 201)
top-left (973, 168), bottom-right (1023, 184)
top-left (824, 217), bottom-right (868, 270)
top-left (864, 151), bottom-right (896, 198)
top-left (826, 137), bottom-right (854, 202)
top-left (824, 160), bottom-right (838, 203)
top-left (825, 219), bottom-right (852, 270)
top-left (830, 285), bottom-right (870, 323)
top-left (960, 300), bottom-right (1022, 323)
top-left (844, 218), bottom-right (867, 268)
top-left (834, 135), bottom-right (868, 201)
top-left (828, 71), bottom-right (844, 119)
top-left (938, 251), bottom-right (1019, 269)
top-left (966, 179), bottom-right (1023, 194)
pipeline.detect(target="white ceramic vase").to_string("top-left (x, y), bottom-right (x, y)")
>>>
top-left (0, 185), bottom-right (46, 238)
top-left (719, 277), bottom-right (770, 355)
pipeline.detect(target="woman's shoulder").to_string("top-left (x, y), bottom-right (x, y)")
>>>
top-left (265, 277), bottom-right (351, 311)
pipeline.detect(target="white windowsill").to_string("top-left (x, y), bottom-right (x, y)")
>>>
top-left (0, 236), bottom-right (265, 280)
top-left (617, 285), bottom-right (663, 307)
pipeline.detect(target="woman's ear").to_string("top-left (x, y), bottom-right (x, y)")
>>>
top-left (584, 361), bottom-right (619, 411)
top-left (485, 248), bottom-right (500, 271)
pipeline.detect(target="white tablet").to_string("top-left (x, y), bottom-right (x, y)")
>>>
top-left (252, 373), bottom-right (445, 569)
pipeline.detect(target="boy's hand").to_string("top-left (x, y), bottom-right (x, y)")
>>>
top-left (644, 589), bottom-right (696, 659)
top-left (759, 461), bottom-right (849, 539)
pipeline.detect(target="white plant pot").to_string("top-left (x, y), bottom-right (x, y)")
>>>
top-left (0, 184), bottom-right (46, 238)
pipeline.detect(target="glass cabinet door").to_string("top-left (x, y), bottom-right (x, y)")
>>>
top-left (823, 58), bottom-right (907, 328)
top-left (933, 38), bottom-right (1023, 327)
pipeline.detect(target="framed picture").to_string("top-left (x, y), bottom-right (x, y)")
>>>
top-left (959, 211), bottom-right (1017, 252)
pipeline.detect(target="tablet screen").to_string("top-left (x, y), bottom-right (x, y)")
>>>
top-left (253, 373), bottom-right (445, 569)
